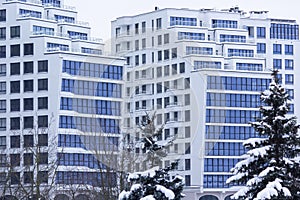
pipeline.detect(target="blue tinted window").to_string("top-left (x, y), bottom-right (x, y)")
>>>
top-left (270, 23), bottom-right (299, 40)
top-left (170, 17), bottom-right (197, 26)
top-left (273, 59), bottom-right (282, 69)
top-left (257, 27), bottom-right (266, 38)
top-left (257, 43), bottom-right (266, 54)
top-left (285, 45), bottom-right (293, 55)
top-left (220, 34), bottom-right (246, 43)
top-left (273, 44), bottom-right (282, 54)
top-left (212, 20), bottom-right (237, 28)
top-left (178, 32), bottom-right (204, 40)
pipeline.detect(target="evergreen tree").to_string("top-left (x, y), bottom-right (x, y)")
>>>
top-left (118, 113), bottom-right (185, 200)
top-left (227, 70), bottom-right (300, 199)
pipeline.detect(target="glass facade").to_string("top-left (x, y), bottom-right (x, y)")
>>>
top-left (19, 9), bottom-right (42, 18)
top-left (205, 125), bottom-right (259, 140)
top-left (186, 47), bottom-right (213, 55)
top-left (220, 34), bottom-right (246, 43)
top-left (236, 63), bottom-right (263, 71)
top-left (270, 23), bottom-right (299, 40)
top-left (194, 61), bottom-right (221, 70)
top-left (228, 49), bottom-right (254, 57)
top-left (178, 32), bottom-right (205, 40)
top-left (170, 17), bottom-right (197, 26)
top-left (212, 20), bottom-right (237, 28)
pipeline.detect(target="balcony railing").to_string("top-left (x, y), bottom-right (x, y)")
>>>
top-left (6, 0), bottom-right (76, 11)
top-left (31, 31), bottom-right (103, 43)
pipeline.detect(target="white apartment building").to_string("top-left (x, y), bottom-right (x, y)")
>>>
top-left (0, 0), bottom-right (124, 199)
top-left (112, 7), bottom-right (300, 200)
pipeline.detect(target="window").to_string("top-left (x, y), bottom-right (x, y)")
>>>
top-left (0, 136), bottom-right (6, 149)
top-left (10, 117), bottom-right (20, 130)
top-left (24, 117), bottom-right (34, 129)
top-left (10, 26), bottom-right (20, 38)
top-left (38, 134), bottom-right (48, 146)
top-left (180, 62), bottom-right (185, 73)
top-left (142, 21), bottom-right (146, 33)
top-left (0, 27), bottom-right (6, 40)
top-left (10, 99), bottom-right (20, 112)
top-left (10, 26), bottom-right (21, 38)
top-left (10, 63), bottom-right (20, 75)
top-left (37, 171), bottom-right (48, 184)
top-left (24, 61), bottom-right (33, 74)
top-left (164, 49), bottom-right (169, 60)
top-left (0, 82), bottom-right (5, 94)
top-left (135, 23), bottom-right (139, 34)
top-left (10, 44), bottom-right (20, 57)
top-left (170, 17), bottom-right (197, 26)
top-left (38, 97), bottom-right (48, 110)
top-left (157, 67), bottom-right (162, 78)
top-left (24, 98), bottom-right (33, 111)
top-left (0, 118), bottom-right (5, 131)
top-left (257, 43), bottom-right (266, 54)
top-left (158, 51), bottom-right (162, 61)
top-left (135, 40), bottom-right (139, 50)
top-left (185, 126), bottom-right (191, 138)
top-left (185, 143), bottom-right (191, 154)
top-left (285, 59), bottom-right (294, 70)
top-left (10, 154), bottom-right (20, 166)
top-left (38, 79), bottom-right (48, 91)
top-left (185, 159), bottom-right (191, 170)
top-left (185, 110), bottom-right (190, 122)
top-left (24, 153), bottom-right (33, 166)
top-left (285, 45), bottom-right (293, 55)
top-left (142, 54), bottom-right (146, 64)
top-left (270, 23), bottom-right (299, 40)
top-left (157, 35), bottom-right (162, 45)
top-left (11, 172), bottom-right (20, 185)
top-left (185, 175), bottom-right (191, 186)
top-left (164, 33), bottom-right (169, 44)
top-left (212, 19), bottom-right (237, 28)
top-left (24, 43), bottom-right (34, 55)
top-left (135, 55), bottom-right (139, 66)
top-left (0, 46), bottom-right (5, 58)
top-left (24, 172), bottom-right (33, 184)
top-left (38, 115), bottom-right (48, 128)
top-left (171, 48), bottom-right (177, 58)
top-left (38, 60), bottom-right (48, 72)
top-left (185, 94), bottom-right (190, 106)
top-left (156, 18), bottom-right (162, 29)
top-left (273, 44), bottom-right (282, 54)
top-left (273, 59), bottom-right (282, 69)
top-left (0, 100), bottom-right (5, 113)
top-left (0, 64), bottom-right (5, 76)
top-left (10, 81), bottom-right (20, 93)
top-left (38, 153), bottom-right (48, 165)
top-left (23, 80), bottom-right (34, 92)
top-left (285, 74), bottom-right (294, 84)
top-left (172, 64), bottom-right (177, 75)
top-left (287, 89), bottom-right (294, 99)
top-left (142, 38), bottom-right (146, 49)
top-left (24, 135), bottom-right (33, 147)
top-left (10, 135), bottom-right (20, 148)
top-left (257, 27), bottom-right (266, 38)
top-left (164, 65), bottom-right (169, 76)
top-left (0, 10), bottom-right (6, 22)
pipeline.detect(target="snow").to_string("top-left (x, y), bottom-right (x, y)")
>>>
top-left (156, 185), bottom-right (175, 199)
top-left (254, 178), bottom-right (291, 200)
top-left (130, 184), bottom-right (142, 191)
top-left (127, 166), bottom-right (159, 181)
top-left (244, 138), bottom-right (266, 147)
top-left (258, 167), bottom-right (274, 177)
top-left (248, 145), bottom-right (271, 157)
top-left (140, 195), bottom-right (156, 200)
top-left (118, 191), bottom-right (130, 200)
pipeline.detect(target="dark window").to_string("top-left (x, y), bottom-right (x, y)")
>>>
top-left (0, 46), bottom-right (5, 58)
top-left (0, 64), bottom-right (6, 76)
top-left (38, 79), bottom-right (48, 91)
top-left (0, 27), bottom-right (6, 40)
top-left (24, 61), bottom-right (33, 74)
top-left (185, 143), bottom-right (191, 154)
top-left (10, 44), bottom-right (20, 57)
top-left (185, 175), bottom-right (191, 186)
top-left (0, 10), bottom-right (6, 22)
top-left (10, 81), bottom-right (20, 93)
top-left (11, 172), bottom-right (20, 185)
top-left (10, 117), bottom-right (20, 130)
top-left (185, 159), bottom-right (191, 170)
top-left (0, 136), bottom-right (5, 149)
top-left (24, 80), bottom-right (33, 92)
top-left (38, 97), bottom-right (48, 109)
top-left (180, 62), bottom-right (185, 73)
top-left (38, 153), bottom-right (48, 165)
top-left (10, 99), bottom-right (20, 112)
top-left (257, 27), bottom-right (266, 38)
top-left (38, 115), bottom-right (48, 128)
top-left (24, 117), bottom-right (34, 129)
top-left (10, 135), bottom-right (20, 148)
top-left (10, 26), bottom-right (20, 38)
top-left (10, 154), bottom-right (20, 166)
top-left (38, 134), bottom-right (48, 146)
top-left (10, 62), bottom-right (20, 75)
top-left (38, 60), bottom-right (48, 72)
top-left (24, 98), bottom-right (33, 111)
top-left (24, 43), bottom-right (34, 55)
top-left (24, 171), bottom-right (33, 184)
top-left (37, 171), bottom-right (48, 184)
top-left (24, 153), bottom-right (33, 166)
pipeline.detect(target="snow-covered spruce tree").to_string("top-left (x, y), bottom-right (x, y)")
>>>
top-left (118, 113), bottom-right (185, 200)
top-left (226, 70), bottom-right (300, 200)
top-left (118, 163), bottom-right (185, 200)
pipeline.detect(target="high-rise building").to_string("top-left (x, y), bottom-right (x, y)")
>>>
top-left (112, 7), bottom-right (300, 200)
top-left (0, 0), bottom-right (124, 199)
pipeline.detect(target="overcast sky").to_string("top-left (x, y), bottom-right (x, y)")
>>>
top-left (64, 0), bottom-right (299, 42)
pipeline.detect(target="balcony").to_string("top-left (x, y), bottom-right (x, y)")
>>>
top-left (6, 0), bottom-right (76, 11)
top-left (31, 31), bottom-right (103, 43)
